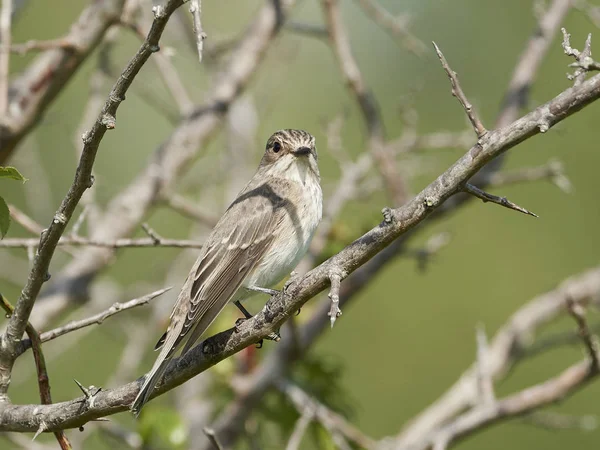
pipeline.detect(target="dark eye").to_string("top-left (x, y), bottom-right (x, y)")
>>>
top-left (273, 142), bottom-right (281, 153)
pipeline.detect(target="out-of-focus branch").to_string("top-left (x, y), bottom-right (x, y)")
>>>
top-left (322, 0), bottom-right (408, 206)
top-left (394, 266), bottom-right (600, 448)
top-left (486, 159), bottom-right (572, 193)
top-left (354, 0), bottom-right (426, 55)
top-left (0, 235), bottom-right (203, 249)
top-left (277, 380), bottom-right (377, 450)
top-left (0, 0), bottom-right (127, 163)
top-left (2, 50), bottom-right (600, 432)
top-left (0, 0), bottom-right (12, 116)
top-left (189, 0), bottom-right (207, 62)
top-left (0, 0), bottom-right (185, 401)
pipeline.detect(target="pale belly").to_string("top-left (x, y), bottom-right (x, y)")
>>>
top-left (237, 177), bottom-right (322, 300)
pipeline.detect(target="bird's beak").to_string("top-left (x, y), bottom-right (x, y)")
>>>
top-left (293, 146), bottom-right (312, 157)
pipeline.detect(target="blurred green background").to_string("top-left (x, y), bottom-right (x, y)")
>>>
top-left (1, 0), bottom-right (599, 448)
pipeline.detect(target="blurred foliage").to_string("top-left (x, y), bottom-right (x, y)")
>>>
top-left (1, 0), bottom-right (600, 449)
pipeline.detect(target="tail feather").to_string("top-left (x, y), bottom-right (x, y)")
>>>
top-left (131, 355), bottom-right (171, 417)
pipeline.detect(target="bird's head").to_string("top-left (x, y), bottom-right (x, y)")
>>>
top-left (259, 129), bottom-right (319, 179)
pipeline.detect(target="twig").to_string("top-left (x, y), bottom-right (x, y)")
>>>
top-left (163, 193), bottom-right (219, 227)
top-left (285, 405), bottom-right (314, 450)
top-left (17, 287), bottom-right (172, 356)
top-left (0, 235), bottom-right (204, 249)
top-left (0, 295), bottom-right (72, 449)
top-left (327, 270), bottom-right (343, 328)
top-left (433, 42), bottom-right (487, 138)
top-left (10, 39), bottom-right (76, 55)
top-left (355, 0), bottom-right (426, 56)
top-left (189, 0), bottom-right (207, 63)
top-left (8, 203), bottom-right (44, 234)
top-left (522, 411), bottom-right (598, 431)
top-left (322, 0), bottom-right (408, 206)
top-left (286, 21), bottom-right (328, 38)
top-left (561, 28), bottom-right (600, 85)
top-left (0, 0), bottom-right (12, 116)
top-left (278, 380), bottom-right (376, 450)
top-left (463, 183), bottom-right (538, 217)
top-left (566, 297), bottom-right (600, 369)
top-left (487, 159), bottom-right (573, 193)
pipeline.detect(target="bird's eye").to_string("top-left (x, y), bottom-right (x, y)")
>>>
top-left (273, 142), bottom-right (281, 153)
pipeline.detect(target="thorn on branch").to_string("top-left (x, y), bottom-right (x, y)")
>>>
top-left (432, 41), bottom-right (487, 138)
top-left (463, 183), bottom-right (538, 217)
top-left (74, 379), bottom-right (102, 409)
top-left (327, 270), bottom-right (343, 328)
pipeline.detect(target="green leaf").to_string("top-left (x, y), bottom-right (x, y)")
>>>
top-left (0, 196), bottom-right (9, 239)
top-left (0, 166), bottom-right (27, 182)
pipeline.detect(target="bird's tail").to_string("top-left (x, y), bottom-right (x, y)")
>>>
top-left (130, 336), bottom-right (175, 417)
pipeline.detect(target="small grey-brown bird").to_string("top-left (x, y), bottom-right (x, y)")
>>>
top-left (131, 129), bottom-right (322, 415)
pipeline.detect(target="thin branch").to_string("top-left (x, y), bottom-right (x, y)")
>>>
top-left (10, 38), bottom-right (76, 55)
top-left (433, 42), bottom-right (487, 138)
top-left (354, 0), bottom-right (426, 56)
top-left (327, 270), bottom-right (343, 328)
top-left (162, 192), bottom-right (219, 227)
top-left (189, 0), bottom-right (207, 63)
top-left (322, 0), bottom-right (408, 206)
top-left (0, 235), bottom-right (204, 249)
top-left (278, 380), bottom-right (376, 450)
top-left (487, 159), bottom-right (573, 193)
top-left (463, 183), bottom-right (538, 217)
top-left (285, 406), bottom-right (314, 450)
top-left (203, 427), bottom-right (224, 450)
top-left (17, 287), bottom-right (172, 357)
top-left (0, 0), bottom-right (127, 164)
top-left (566, 297), bottom-right (600, 368)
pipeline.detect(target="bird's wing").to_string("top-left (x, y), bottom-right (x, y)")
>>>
top-left (174, 184), bottom-right (287, 355)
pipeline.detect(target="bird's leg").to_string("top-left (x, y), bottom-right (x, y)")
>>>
top-left (247, 285), bottom-right (280, 296)
top-left (234, 301), bottom-right (280, 347)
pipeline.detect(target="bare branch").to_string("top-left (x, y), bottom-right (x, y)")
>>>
top-left (189, 0), bottom-right (207, 62)
top-left (463, 183), bottom-right (538, 217)
top-left (354, 0), bottom-right (426, 55)
top-left (0, 0), bottom-right (127, 164)
top-left (322, 0), bottom-right (408, 206)
top-left (0, 0), bottom-right (12, 116)
top-left (487, 159), bottom-right (573, 193)
top-left (278, 380), bottom-right (376, 450)
top-left (0, 235), bottom-right (204, 249)
top-left (163, 192), bottom-right (219, 227)
top-left (10, 38), bottom-right (75, 55)
top-left (327, 270), bottom-right (343, 328)
top-left (17, 287), bottom-right (172, 357)
top-left (433, 42), bottom-right (487, 138)
top-left (566, 297), bottom-right (600, 368)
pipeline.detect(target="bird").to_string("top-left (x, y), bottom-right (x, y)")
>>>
top-left (131, 129), bottom-right (323, 415)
